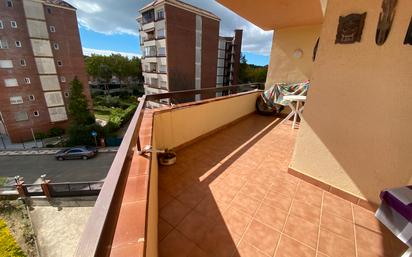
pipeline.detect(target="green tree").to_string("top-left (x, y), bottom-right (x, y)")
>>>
top-left (238, 54), bottom-right (268, 84)
top-left (68, 77), bottom-right (95, 125)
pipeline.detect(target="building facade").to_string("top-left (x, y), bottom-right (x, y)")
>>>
top-left (0, 0), bottom-right (90, 143)
top-left (137, 0), bottom-right (242, 105)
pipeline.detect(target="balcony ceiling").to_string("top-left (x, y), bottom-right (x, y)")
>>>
top-left (216, 0), bottom-right (326, 30)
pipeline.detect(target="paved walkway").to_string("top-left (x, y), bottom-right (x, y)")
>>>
top-left (0, 147), bottom-right (118, 156)
top-left (29, 205), bottom-right (93, 257)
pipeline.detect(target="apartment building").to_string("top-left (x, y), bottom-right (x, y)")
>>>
top-left (137, 0), bottom-right (242, 104)
top-left (0, 0), bottom-right (90, 143)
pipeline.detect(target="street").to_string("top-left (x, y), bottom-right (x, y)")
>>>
top-left (0, 153), bottom-right (116, 184)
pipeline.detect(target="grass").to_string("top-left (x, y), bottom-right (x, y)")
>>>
top-left (0, 219), bottom-right (26, 257)
top-left (0, 177), bottom-right (7, 187)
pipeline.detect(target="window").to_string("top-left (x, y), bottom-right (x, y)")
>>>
top-left (159, 65), bottom-right (167, 73)
top-left (64, 92), bottom-right (69, 97)
top-left (144, 46), bottom-right (156, 57)
top-left (0, 60), bottom-right (13, 68)
top-left (0, 39), bottom-right (9, 49)
top-left (53, 42), bottom-right (59, 50)
top-left (60, 76), bottom-right (66, 83)
top-left (24, 77), bottom-right (31, 84)
top-left (158, 47), bottom-right (166, 56)
top-left (47, 7), bottom-right (51, 14)
top-left (157, 28), bottom-right (165, 38)
top-left (0, 20), bottom-right (3, 29)
top-left (10, 96), bottom-right (23, 105)
top-left (15, 112), bottom-right (28, 122)
top-left (10, 21), bottom-right (17, 28)
top-left (28, 95), bottom-right (35, 101)
top-left (6, 0), bottom-right (13, 8)
top-left (156, 9), bottom-right (164, 20)
top-left (33, 111), bottom-right (39, 117)
top-left (4, 78), bottom-right (18, 87)
top-left (57, 60), bottom-right (62, 66)
top-left (15, 41), bottom-right (21, 47)
top-left (20, 59), bottom-right (26, 66)
top-left (49, 26), bottom-right (55, 32)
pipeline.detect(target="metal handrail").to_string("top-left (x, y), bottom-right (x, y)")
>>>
top-left (74, 83), bottom-right (263, 257)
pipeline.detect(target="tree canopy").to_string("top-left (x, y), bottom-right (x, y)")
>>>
top-left (84, 54), bottom-right (143, 83)
top-left (238, 54), bottom-right (268, 84)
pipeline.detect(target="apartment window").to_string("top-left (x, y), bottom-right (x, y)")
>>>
top-left (10, 96), bottom-right (23, 105)
top-left (53, 42), bottom-right (59, 50)
top-left (4, 78), bottom-right (18, 87)
top-left (24, 77), bottom-right (31, 84)
top-left (0, 60), bottom-right (13, 68)
top-left (60, 76), bottom-right (66, 83)
top-left (15, 111), bottom-right (28, 122)
top-left (157, 28), bottom-right (165, 38)
top-left (57, 60), bottom-right (62, 66)
top-left (159, 65), bottom-right (167, 73)
top-left (6, 0), bottom-right (13, 8)
top-left (33, 111), bottom-right (39, 117)
top-left (47, 7), bottom-right (51, 14)
top-left (144, 46), bottom-right (156, 57)
top-left (0, 39), bottom-right (9, 49)
top-left (10, 21), bottom-right (17, 28)
top-left (28, 95), bottom-right (35, 101)
top-left (156, 9), bottom-right (165, 20)
top-left (64, 92), bottom-right (69, 97)
top-left (158, 47), bottom-right (166, 56)
top-left (0, 20), bottom-right (3, 29)
top-left (20, 59), bottom-right (26, 66)
top-left (49, 26), bottom-right (55, 32)
top-left (15, 41), bottom-right (21, 47)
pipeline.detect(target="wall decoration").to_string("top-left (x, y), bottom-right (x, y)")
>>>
top-left (335, 13), bottom-right (367, 44)
top-left (293, 49), bottom-right (303, 59)
top-left (404, 18), bottom-right (412, 45)
top-left (313, 38), bottom-right (320, 62)
top-left (376, 0), bottom-right (397, 45)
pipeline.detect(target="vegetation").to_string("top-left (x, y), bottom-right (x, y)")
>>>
top-left (0, 219), bottom-right (26, 257)
top-left (84, 54), bottom-right (143, 86)
top-left (0, 201), bottom-right (37, 257)
top-left (238, 54), bottom-right (268, 84)
top-left (67, 78), bottom-right (97, 146)
top-left (92, 95), bottom-right (137, 135)
top-left (34, 127), bottom-right (65, 140)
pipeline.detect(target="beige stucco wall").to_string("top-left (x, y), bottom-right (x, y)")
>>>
top-left (290, 0), bottom-right (412, 204)
top-left (154, 92), bottom-right (259, 149)
top-left (265, 25), bottom-right (321, 88)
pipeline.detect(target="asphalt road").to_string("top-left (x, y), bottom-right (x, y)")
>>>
top-left (0, 153), bottom-right (116, 184)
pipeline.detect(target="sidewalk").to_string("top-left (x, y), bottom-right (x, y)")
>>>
top-left (0, 147), bottom-right (118, 156)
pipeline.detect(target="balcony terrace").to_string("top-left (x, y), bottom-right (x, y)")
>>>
top-left (75, 85), bottom-right (407, 257)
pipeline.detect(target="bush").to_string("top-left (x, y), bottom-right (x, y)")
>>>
top-left (67, 123), bottom-right (103, 146)
top-left (0, 219), bottom-right (26, 257)
top-left (105, 105), bottom-right (137, 133)
top-left (48, 127), bottom-right (65, 137)
top-left (34, 132), bottom-right (47, 140)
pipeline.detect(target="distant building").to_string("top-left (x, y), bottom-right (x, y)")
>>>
top-left (0, 0), bottom-right (91, 143)
top-left (137, 0), bottom-right (242, 105)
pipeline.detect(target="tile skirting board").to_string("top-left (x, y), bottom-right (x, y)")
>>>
top-left (288, 167), bottom-right (378, 212)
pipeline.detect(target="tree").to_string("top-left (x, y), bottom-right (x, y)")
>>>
top-left (238, 54), bottom-right (268, 84)
top-left (68, 77), bottom-right (95, 125)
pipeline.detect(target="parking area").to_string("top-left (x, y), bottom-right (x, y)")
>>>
top-left (0, 153), bottom-right (116, 184)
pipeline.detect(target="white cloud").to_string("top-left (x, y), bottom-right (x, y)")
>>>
top-left (67, 0), bottom-right (273, 56)
top-left (82, 47), bottom-right (141, 59)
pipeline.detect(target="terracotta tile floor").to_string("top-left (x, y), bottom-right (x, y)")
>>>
top-left (158, 114), bottom-right (406, 257)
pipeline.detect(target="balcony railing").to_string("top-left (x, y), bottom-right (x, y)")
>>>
top-left (74, 83), bottom-right (263, 257)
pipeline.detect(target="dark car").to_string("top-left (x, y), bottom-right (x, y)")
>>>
top-left (55, 146), bottom-right (98, 161)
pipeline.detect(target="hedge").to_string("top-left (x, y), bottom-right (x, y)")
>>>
top-left (105, 105), bottom-right (137, 133)
top-left (0, 219), bottom-right (26, 257)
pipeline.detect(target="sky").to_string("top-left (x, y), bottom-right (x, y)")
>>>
top-left (69, 0), bottom-right (273, 66)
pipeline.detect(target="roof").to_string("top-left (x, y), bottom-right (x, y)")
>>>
top-left (43, 0), bottom-right (76, 9)
top-left (140, 0), bottom-right (220, 21)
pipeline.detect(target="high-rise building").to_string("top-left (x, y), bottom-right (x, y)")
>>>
top-left (0, 0), bottom-right (91, 143)
top-left (137, 0), bottom-right (242, 105)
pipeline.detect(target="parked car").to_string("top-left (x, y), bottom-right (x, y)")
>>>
top-left (55, 146), bottom-right (98, 161)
